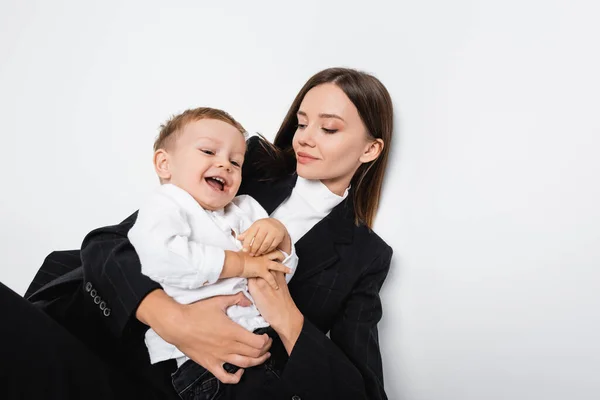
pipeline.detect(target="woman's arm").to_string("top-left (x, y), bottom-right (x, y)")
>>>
top-left (81, 212), bottom-right (158, 337)
top-left (80, 212), bottom-right (273, 384)
top-left (249, 245), bottom-right (392, 400)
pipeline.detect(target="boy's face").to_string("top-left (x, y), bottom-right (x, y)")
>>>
top-left (157, 119), bottom-right (246, 210)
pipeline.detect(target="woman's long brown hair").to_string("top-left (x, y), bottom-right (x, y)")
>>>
top-left (253, 67), bottom-right (394, 228)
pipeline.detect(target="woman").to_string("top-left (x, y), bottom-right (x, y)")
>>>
top-left (8, 67), bottom-right (394, 399)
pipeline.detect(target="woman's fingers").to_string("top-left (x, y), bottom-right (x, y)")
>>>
top-left (261, 270), bottom-right (279, 290)
top-left (223, 351), bottom-right (271, 370)
top-left (230, 340), bottom-right (268, 358)
top-left (211, 363), bottom-right (245, 384)
top-left (232, 328), bottom-right (272, 352)
top-left (218, 291), bottom-right (252, 310)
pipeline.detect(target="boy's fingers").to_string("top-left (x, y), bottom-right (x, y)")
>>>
top-left (250, 230), bottom-right (267, 256)
top-left (266, 237), bottom-right (279, 254)
top-left (257, 235), bottom-right (275, 256)
top-left (267, 250), bottom-right (285, 262)
top-left (241, 227), bottom-right (257, 252)
top-left (269, 262), bottom-right (292, 274)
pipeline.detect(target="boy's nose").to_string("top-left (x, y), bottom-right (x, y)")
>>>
top-left (216, 160), bottom-right (232, 171)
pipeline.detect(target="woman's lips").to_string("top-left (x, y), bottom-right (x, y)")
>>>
top-left (297, 152), bottom-right (318, 164)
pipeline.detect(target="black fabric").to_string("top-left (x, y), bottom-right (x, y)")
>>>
top-left (0, 281), bottom-right (169, 400)
top-left (172, 327), bottom-right (286, 400)
top-left (24, 249), bottom-right (81, 298)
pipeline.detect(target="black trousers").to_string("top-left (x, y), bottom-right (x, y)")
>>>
top-left (0, 282), bottom-right (290, 400)
top-left (171, 327), bottom-right (288, 400)
top-left (0, 281), bottom-right (171, 400)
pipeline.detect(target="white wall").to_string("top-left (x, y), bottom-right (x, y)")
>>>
top-left (1, 0), bottom-right (598, 399)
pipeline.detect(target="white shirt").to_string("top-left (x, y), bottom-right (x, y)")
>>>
top-left (271, 176), bottom-right (349, 244)
top-left (128, 184), bottom-right (298, 366)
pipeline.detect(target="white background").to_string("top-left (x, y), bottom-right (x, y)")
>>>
top-left (1, 1), bottom-right (599, 399)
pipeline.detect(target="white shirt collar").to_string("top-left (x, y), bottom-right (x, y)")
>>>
top-left (294, 176), bottom-right (349, 215)
top-left (161, 183), bottom-right (226, 216)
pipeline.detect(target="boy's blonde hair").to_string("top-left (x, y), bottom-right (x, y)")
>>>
top-left (154, 107), bottom-right (246, 151)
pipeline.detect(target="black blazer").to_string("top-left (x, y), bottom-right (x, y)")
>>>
top-left (28, 136), bottom-right (393, 400)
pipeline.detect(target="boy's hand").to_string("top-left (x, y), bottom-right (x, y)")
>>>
top-left (238, 218), bottom-right (289, 256)
top-left (240, 250), bottom-right (292, 290)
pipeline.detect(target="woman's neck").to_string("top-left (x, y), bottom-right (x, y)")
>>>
top-left (320, 176), bottom-right (351, 197)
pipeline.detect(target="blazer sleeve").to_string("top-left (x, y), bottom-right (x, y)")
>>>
top-left (280, 245), bottom-right (392, 400)
top-left (80, 212), bottom-right (161, 338)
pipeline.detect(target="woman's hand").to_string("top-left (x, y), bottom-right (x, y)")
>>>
top-left (136, 289), bottom-right (273, 384)
top-left (248, 272), bottom-right (304, 355)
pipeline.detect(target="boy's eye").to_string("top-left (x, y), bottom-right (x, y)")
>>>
top-left (231, 161), bottom-right (241, 167)
top-left (201, 149), bottom-right (214, 155)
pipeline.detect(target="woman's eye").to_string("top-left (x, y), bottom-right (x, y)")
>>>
top-left (322, 128), bottom-right (338, 134)
top-left (296, 123), bottom-right (307, 129)
top-left (201, 149), bottom-right (214, 155)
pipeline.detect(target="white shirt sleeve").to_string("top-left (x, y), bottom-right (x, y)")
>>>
top-left (128, 189), bottom-right (225, 289)
top-left (230, 195), bottom-right (270, 221)
top-left (281, 246), bottom-right (298, 284)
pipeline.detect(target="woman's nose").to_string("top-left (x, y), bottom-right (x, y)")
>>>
top-left (297, 125), bottom-right (316, 147)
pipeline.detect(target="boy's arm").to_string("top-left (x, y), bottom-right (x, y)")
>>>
top-left (228, 195), bottom-right (297, 282)
top-left (129, 194), bottom-right (229, 289)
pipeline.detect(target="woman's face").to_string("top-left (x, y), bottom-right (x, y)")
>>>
top-left (292, 83), bottom-right (382, 195)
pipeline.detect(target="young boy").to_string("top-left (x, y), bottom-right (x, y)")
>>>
top-left (127, 107), bottom-right (297, 398)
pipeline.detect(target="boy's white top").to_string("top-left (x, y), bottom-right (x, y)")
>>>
top-left (128, 183), bottom-right (298, 365)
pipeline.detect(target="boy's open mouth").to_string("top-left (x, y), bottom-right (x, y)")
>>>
top-left (205, 176), bottom-right (225, 191)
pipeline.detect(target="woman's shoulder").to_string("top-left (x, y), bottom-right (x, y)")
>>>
top-left (242, 135), bottom-right (269, 180)
top-left (245, 134), bottom-right (268, 162)
top-left (353, 223), bottom-right (393, 260)
top-left (246, 134), bottom-right (264, 149)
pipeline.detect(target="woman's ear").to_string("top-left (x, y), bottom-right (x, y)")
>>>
top-left (359, 138), bottom-right (384, 163)
top-left (154, 149), bottom-right (171, 181)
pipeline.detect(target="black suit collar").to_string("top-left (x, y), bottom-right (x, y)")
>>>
top-left (258, 172), bottom-right (298, 215)
top-left (265, 174), bottom-right (356, 281)
top-left (257, 173), bottom-right (355, 243)
top-left (242, 172), bottom-right (357, 281)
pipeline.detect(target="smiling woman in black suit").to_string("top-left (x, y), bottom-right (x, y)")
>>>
top-left (2, 67), bottom-right (395, 400)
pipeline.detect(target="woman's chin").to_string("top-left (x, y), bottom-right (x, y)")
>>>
top-left (296, 166), bottom-right (322, 181)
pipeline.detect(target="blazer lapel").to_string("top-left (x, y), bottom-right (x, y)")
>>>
top-left (292, 194), bottom-right (355, 282)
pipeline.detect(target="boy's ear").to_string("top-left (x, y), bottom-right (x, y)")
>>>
top-left (154, 149), bottom-right (171, 181)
